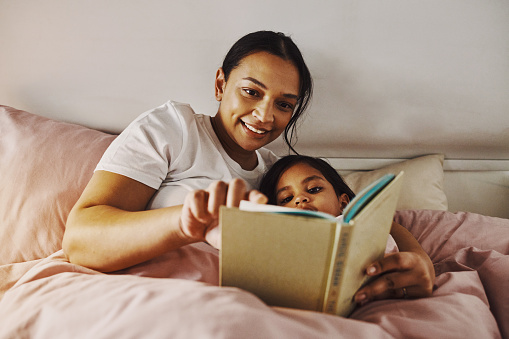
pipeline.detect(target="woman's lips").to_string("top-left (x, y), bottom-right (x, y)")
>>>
top-left (241, 120), bottom-right (269, 137)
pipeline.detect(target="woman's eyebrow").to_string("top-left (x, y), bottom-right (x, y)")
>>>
top-left (243, 77), bottom-right (267, 89)
top-left (243, 77), bottom-right (298, 100)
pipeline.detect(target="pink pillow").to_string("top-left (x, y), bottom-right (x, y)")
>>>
top-left (0, 106), bottom-right (116, 264)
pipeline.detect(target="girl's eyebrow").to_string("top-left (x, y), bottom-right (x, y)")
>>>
top-left (243, 77), bottom-right (298, 100)
top-left (301, 175), bottom-right (326, 185)
top-left (276, 175), bottom-right (325, 196)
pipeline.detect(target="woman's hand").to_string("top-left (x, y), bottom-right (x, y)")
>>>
top-left (354, 250), bottom-right (435, 305)
top-left (180, 178), bottom-right (267, 248)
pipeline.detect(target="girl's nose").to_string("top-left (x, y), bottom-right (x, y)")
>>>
top-left (295, 195), bottom-right (309, 206)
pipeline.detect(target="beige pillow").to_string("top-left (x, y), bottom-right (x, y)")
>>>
top-left (0, 106), bottom-right (116, 265)
top-left (344, 154), bottom-right (448, 211)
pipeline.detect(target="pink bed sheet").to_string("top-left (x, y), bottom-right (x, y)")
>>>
top-left (0, 210), bottom-right (507, 339)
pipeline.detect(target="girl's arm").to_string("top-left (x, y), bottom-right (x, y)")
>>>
top-left (353, 221), bottom-right (435, 304)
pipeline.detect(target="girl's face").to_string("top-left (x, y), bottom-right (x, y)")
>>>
top-left (213, 51), bottom-right (300, 154)
top-left (275, 162), bottom-right (349, 217)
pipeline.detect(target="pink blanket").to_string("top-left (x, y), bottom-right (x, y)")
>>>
top-left (0, 210), bottom-right (507, 338)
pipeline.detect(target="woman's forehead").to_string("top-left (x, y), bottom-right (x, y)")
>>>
top-left (232, 52), bottom-right (300, 95)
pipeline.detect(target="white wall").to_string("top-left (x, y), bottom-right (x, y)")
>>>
top-left (1, 0), bottom-right (508, 161)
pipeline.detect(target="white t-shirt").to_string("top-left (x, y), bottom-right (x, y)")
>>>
top-left (96, 101), bottom-right (279, 209)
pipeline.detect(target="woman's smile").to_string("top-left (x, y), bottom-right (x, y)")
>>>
top-left (241, 119), bottom-right (269, 136)
top-left (213, 51), bottom-right (300, 157)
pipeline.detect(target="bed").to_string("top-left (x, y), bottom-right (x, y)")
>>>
top-left (1, 105), bottom-right (508, 338)
top-left (1, 1), bottom-right (508, 338)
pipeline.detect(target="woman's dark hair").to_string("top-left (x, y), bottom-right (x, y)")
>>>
top-left (222, 31), bottom-right (313, 154)
top-left (259, 155), bottom-right (356, 205)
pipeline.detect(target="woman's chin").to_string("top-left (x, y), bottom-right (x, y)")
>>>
top-left (240, 139), bottom-right (272, 152)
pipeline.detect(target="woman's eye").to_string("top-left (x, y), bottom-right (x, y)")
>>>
top-left (278, 102), bottom-right (294, 111)
top-left (308, 187), bottom-right (323, 194)
top-left (243, 88), bottom-right (258, 97)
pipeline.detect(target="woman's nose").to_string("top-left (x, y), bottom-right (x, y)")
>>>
top-left (253, 101), bottom-right (274, 123)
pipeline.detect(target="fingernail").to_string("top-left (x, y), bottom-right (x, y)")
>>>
top-left (254, 192), bottom-right (268, 204)
top-left (355, 293), bottom-right (366, 303)
top-left (367, 265), bottom-right (377, 275)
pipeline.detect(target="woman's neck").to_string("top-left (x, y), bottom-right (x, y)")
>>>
top-left (210, 115), bottom-right (258, 171)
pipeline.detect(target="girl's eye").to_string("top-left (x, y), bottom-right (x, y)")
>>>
top-left (308, 186), bottom-right (323, 194)
top-left (279, 196), bottom-right (293, 205)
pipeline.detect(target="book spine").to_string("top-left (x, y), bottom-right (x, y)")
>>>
top-left (322, 225), bottom-right (353, 314)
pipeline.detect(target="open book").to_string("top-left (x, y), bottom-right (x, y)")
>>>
top-left (219, 171), bottom-right (404, 317)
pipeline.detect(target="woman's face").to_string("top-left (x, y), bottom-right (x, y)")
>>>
top-left (275, 162), bottom-right (349, 217)
top-left (214, 51), bottom-right (300, 153)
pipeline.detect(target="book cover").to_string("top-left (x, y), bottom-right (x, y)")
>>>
top-left (220, 172), bottom-right (404, 316)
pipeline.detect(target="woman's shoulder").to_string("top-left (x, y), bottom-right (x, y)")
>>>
top-left (126, 100), bottom-right (202, 132)
top-left (143, 100), bottom-right (195, 120)
top-left (165, 100), bottom-right (195, 116)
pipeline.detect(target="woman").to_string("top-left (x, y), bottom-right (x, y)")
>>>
top-left (63, 31), bottom-right (313, 272)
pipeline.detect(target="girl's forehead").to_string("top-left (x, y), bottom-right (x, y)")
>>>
top-left (279, 163), bottom-right (324, 184)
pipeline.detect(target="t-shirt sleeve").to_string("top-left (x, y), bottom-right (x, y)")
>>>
top-left (95, 102), bottom-right (185, 189)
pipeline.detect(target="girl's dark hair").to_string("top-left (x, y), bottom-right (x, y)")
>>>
top-left (259, 155), bottom-right (356, 205)
top-left (222, 31), bottom-right (313, 154)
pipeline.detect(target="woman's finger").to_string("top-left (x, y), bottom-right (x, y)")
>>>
top-left (206, 181), bottom-right (228, 215)
top-left (188, 189), bottom-right (210, 222)
top-left (226, 178), bottom-right (247, 207)
top-left (247, 189), bottom-right (268, 204)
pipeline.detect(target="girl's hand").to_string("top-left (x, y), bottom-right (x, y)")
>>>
top-left (179, 178), bottom-right (267, 249)
top-left (354, 251), bottom-right (435, 304)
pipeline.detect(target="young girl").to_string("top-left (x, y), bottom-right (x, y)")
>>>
top-left (258, 155), bottom-right (435, 304)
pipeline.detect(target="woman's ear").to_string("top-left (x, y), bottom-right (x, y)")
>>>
top-left (215, 68), bottom-right (226, 101)
top-left (338, 193), bottom-right (350, 213)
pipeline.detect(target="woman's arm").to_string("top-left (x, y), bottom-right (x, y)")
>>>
top-left (63, 171), bottom-right (192, 272)
top-left (63, 172), bottom-right (265, 272)
top-left (354, 221), bottom-right (435, 304)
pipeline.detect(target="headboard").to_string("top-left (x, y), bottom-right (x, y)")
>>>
top-left (1, 1), bottom-right (508, 217)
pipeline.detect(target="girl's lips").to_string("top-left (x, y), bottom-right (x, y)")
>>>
top-left (296, 205), bottom-right (316, 212)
